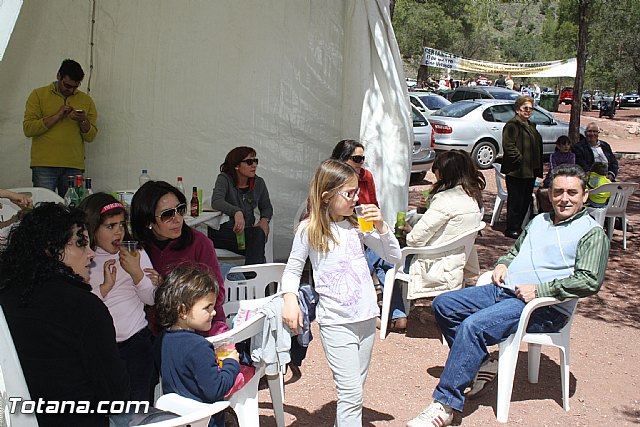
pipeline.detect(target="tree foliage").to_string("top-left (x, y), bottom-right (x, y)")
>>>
top-left (391, 0), bottom-right (638, 92)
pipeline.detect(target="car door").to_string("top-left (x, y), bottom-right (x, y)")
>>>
top-left (530, 108), bottom-right (564, 155)
top-left (481, 104), bottom-right (515, 154)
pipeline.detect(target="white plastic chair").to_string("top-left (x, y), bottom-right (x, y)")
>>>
top-left (587, 182), bottom-right (638, 250)
top-left (489, 164), bottom-right (533, 229)
top-left (8, 187), bottom-right (64, 204)
top-left (379, 222), bottom-right (486, 339)
top-left (490, 164), bottom-right (508, 227)
top-left (0, 306), bottom-right (39, 427)
top-left (223, 263), bottom-right (286, 327)
top-left (132, 394), bottom-right (229, 427)
top-left (207, 299), bottom-right (286, 427)
top-left (475, 271), bottom-right (579, 423)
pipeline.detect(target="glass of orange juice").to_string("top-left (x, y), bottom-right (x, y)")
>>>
top-left (214, 341), bottom-right (235, 368)
top-left (354, 206), bottom-right (374, 233)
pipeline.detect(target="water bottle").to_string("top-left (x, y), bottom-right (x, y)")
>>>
top-left (176, 177), bottom-right (185, 195)
top-left (84, 177), bottom-right (94, 199)
top-left (63, 176), bottom-right (79, 207)
top-left (139, 169), bottom-right (150, 187)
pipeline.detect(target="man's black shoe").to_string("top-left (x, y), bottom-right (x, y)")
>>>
top-left (504, 230), bottom-right (521, 239)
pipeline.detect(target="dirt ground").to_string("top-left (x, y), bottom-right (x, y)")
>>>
top-left (253, 109), bottom-right (640, 426)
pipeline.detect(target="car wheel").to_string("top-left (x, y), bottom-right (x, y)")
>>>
top-left (410, 171), bottom-right (427, 183)
top-left (471, 141), bottom-right (497, 169)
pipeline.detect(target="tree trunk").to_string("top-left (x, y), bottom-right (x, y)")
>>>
top-left (417, 65), bottom-right (429, 85)
top-left (389, 0), bottom-right (396, 20)
top-left (570, 0), bottom-right (590, 145)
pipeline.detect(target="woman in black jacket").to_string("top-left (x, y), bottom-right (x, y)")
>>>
top-left (0, 203), bottom-right (129, 427)
top-left (501, 95), bottom-right (543, 239)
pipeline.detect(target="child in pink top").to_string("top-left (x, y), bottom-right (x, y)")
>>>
top-left (80, 193), bottom-right (160, 402)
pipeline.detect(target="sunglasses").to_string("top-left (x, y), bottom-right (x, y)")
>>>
top-left (520, 107), bottom-right (533, 112)
top-left (240, 158), bottom-right (259, 166)
top-left (349, 155), bottom-right (365, 163)
top-left (337, 187), bottom-right (360, 199)
top-left (156, 203), bottom-right (187, 223)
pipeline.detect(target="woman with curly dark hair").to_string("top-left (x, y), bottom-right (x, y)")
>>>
top-left (0, 203), bottom-right (129, 427)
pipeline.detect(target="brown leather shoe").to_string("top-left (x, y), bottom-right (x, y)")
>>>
top-left (389, 317), bottom-right (407, 332)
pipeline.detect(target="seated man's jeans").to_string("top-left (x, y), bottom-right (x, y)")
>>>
top-left (31, 166), bottom-right (83, 197)
top-left (431, 284), bottom-right (569, 412)
top-left (364, 247), bottom-right (406, 319)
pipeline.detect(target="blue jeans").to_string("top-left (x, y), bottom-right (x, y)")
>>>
top-left (364, 247), bottom-right (406, 319)
top-left (431, 285), bottom-right (569, 412)
top-left (31, 166), bottom-right (83, 197)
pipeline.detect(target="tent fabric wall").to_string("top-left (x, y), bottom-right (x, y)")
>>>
top-left (0, 0), bottom-right (410, 260)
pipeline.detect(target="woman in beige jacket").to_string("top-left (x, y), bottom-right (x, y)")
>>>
top-left (402, 150), bottom-right (485, 299)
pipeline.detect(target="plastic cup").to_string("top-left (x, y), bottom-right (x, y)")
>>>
top-left (120, 240), bottom-right (138, 256)
top-left (354, 205), bottom-right (374, 233)
top-left (235, 230), bottom-right (246, 250)
top-left (395, 211), bottom-right (406, 238)
top-left (215, 341), bottom-right (235, 367)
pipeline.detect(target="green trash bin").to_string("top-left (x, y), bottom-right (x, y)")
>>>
top-left (539, 94), bottom-right (559, 112)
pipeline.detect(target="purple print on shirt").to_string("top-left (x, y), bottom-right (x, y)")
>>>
top-left (318, 228), bottom-right (370, 313)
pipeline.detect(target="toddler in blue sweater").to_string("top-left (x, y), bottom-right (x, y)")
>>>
top-left (155, 266), bottom-right (240, 427)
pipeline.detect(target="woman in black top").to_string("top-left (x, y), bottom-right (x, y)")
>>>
top-left (0, 203), bottom-right (129, 427)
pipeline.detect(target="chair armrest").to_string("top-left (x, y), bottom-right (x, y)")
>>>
top-left (516, 296), bottom-right (569, 335)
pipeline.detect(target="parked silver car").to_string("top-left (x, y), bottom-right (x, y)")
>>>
top-left (428, 100), bottom-right (583, 169)
top-left (411, 105), bottom-right (436, 181)
top-left (409, 91), bottom-right (451, 115)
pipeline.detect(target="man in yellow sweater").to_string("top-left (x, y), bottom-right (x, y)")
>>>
top-left (23, 59), bottom-right (98, 196)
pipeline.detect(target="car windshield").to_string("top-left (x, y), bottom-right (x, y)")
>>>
top-left (431, 101), bottom-right (480, 118)
top-left (419, 95), bottom-right (450, 110)
top-left (490, 91), bottom-right (521, 101)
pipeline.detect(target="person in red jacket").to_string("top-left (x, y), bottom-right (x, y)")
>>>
top-left (330, 139), bottom-right (379, 207)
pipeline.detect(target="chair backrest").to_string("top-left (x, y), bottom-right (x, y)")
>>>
top-left (0, 307), bottom-right (39, 427)
top-left (223, 263), bottom-right (286, 326)
top-left (207, 309), bottom-right (267, 347)
top-left (492, 163), bottom-right (507, 198)
top-left (597, 182), bottom-right (638, 217)
top-left (8, 187), bottom-right (64, 204)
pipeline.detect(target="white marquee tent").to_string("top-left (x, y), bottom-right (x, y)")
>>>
top-left (0, 0), bottom-right (412, 259)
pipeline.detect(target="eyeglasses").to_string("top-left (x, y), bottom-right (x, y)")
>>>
top-left (337, 187), bottom-right (360, 199)
top-left (349, 155), bottom-right (365, 163)
top-left (240, 158), bottom-right (259, 166)
top-left (520, 107), bottom-right (533, 112)
top-left (156, 203), bottom-right (187, 223)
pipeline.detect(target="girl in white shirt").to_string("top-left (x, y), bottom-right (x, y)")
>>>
top-left (282, 159), bottom-right (401, 426)
top-left (79, 193), bottom-right (160, 402)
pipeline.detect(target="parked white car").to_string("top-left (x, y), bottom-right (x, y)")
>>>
top-left (428, 100), bottom-right (584, 169)
top-left (410, 105), bottom-right (436, 181)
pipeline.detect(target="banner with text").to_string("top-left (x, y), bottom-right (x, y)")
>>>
top-left (421, 47), bottom-right (576, 78)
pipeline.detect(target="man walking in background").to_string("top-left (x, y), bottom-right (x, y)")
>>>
top-left (23, 59), bottom-right (98, 196)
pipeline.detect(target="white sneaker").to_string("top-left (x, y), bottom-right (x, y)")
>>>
top-left (406, 401), bottom-right (453, 427)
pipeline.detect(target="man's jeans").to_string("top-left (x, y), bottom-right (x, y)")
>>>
top-left (431, 284), bottom-right (569, 412)
top-left (31, 166), bottom-right (83, 197)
